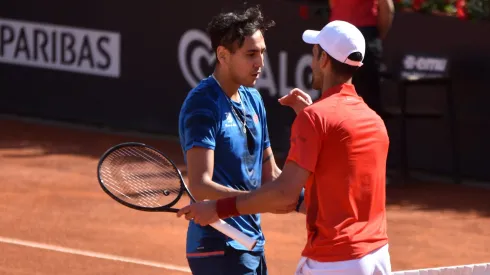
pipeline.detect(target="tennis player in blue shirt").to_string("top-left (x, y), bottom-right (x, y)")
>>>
top-left (178, 5), bottom-right (308, 275)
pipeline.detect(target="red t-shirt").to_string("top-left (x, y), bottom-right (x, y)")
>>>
top-left (287, 83), bottom-right (389, 262)
top-left (329, 0), bottom-right (378, 27)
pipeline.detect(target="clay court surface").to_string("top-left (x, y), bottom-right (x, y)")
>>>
top-left (0, 117), bottom-right (489, 274)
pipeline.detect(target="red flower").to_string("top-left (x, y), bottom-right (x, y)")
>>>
top-left (456, 0), bottom-right (466, 19)
top-left (413, 0), bottom-right (424, 11)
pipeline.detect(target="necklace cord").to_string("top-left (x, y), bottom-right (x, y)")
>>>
top-left (211, 74), bottom-right (247, 134)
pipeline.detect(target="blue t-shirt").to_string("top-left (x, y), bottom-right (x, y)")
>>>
top-left (178, 76), bottom-right (271, 255)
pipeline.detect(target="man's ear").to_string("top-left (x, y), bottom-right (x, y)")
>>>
top-left (320, 50), bottom-right (329, 69)
top-left (216, 46), bottom-right (230, 65)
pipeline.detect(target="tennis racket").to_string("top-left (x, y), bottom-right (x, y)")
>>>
top-left (96, 142), bottom-right (257, 250)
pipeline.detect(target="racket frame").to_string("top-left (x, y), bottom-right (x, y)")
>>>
top-left (97, 142), bottom-right (192, 213)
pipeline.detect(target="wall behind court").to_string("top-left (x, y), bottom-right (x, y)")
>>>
top-left (0, 0), bottom-right (321, 152)
top-left (1, 1), bottom-right (490, 182)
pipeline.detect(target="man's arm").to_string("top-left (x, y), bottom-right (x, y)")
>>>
top-left (176, 160), bottom-right (310, 224)
top-left (262, 147), bottom-right (306, 214)
top-left (235, 160), bottom-right (310, 214)
top-left (186, 147), bottom-right (248, 201)
top-left (261, 146), bottom-right (281, 185)
top-left (226, 110), bottom-right (319, 215)
top-left (378, 0), bottom-right (395, 40)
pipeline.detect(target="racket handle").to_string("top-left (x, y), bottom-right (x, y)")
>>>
top-left (210, 219), bottom-right (257, 251)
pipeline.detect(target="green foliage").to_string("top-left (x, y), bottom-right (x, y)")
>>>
top-left (466, 0), bottom-right (490, 20)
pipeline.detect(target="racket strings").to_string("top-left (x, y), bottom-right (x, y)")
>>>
top-left (99, 146), bottom-right (182, 208)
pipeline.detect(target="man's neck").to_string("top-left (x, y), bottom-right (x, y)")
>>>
top-left (321, 75), bottom-right (352, 96)
top-left (213, 67), bottom-right (240, 101)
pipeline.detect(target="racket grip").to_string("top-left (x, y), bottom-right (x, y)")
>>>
top-left (210, 219), bottom-right (257, 251)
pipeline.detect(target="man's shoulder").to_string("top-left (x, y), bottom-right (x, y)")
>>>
top-left (187, 77), bottom-right (220, 100)
top-left (302, 100), bottom-right (333, 120)
top-left (240, 86), bottom-right (263, 103)
top-left (295, 99), bottom-right (344, 132)
top-left (304, 95), bottom-right (384, 129)
top-left (182, 78), bottom-right (220, 111)
top-left (305, 94), bottom-right (362, 120)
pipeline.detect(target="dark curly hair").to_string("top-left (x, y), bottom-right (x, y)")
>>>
top-left (317, 46), bottom-right (363, 78)
top-left (206, 5), bottom-right (275, 61)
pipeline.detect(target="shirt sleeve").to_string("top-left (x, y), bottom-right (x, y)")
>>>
top-left (180, 94), bottom-right (218, 152)
top-left (286, 110), bottom-right (321, 172)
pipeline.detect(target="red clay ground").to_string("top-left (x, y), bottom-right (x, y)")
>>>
top-left (0, 118), bottom-right (489, 274)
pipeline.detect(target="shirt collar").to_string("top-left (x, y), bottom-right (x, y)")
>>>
top-left (320, 83), bottom-right (359, 100)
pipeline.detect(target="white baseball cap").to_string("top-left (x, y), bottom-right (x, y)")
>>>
top-left (302, 20), bottom-right (366, 67)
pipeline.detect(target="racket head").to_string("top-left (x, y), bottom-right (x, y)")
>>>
top-left (97, 142), bottom-right (191, 212)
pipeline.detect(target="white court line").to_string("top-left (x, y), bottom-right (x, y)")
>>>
top-left (0, 236), bottom-right (191, 273)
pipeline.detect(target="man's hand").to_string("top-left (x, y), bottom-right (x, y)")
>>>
top-left (177, 200), bottom-right (220, 226)
top-left (278, 88), bottom-right (312, 114)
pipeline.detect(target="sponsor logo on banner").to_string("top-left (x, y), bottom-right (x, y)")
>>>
top-left (401, 54), bottom-right (448, 80)
top-left (0, 17), bottom-right (120, 78)
top-left (177, 29), bottom-right (319, 99)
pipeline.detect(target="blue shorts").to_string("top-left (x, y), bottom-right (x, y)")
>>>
top-left (187, 245), bottom-right (267, 275)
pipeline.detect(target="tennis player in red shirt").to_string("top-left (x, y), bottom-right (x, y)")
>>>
top-left (178, 20), bottom-right (391, 275)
